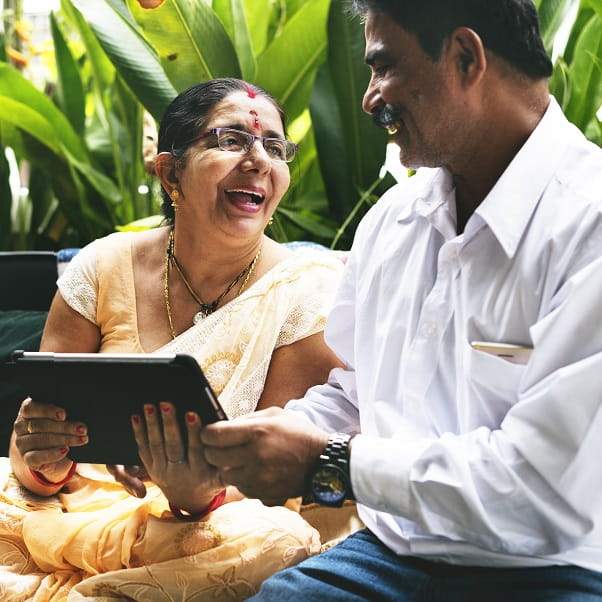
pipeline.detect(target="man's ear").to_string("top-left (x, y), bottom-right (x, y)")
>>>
top-left (449, 27), bottom-right (487, 85)
top-left (154, 152), bottom-right (179, 192)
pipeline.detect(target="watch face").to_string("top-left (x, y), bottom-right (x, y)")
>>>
top-left (311, 465), bottom-right (347, 504)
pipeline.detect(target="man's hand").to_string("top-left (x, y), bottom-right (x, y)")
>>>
top-left (201, 407), bottom-right (329, 501)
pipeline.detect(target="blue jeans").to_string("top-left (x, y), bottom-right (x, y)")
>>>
top-left (249, 529), bottom-right (602, 601)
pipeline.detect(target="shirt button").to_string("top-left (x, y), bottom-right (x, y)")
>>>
top-left (421, 322), bottom-right (438, 338)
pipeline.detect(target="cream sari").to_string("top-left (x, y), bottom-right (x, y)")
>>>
top-left (0, 232), bottom-right (353, 601)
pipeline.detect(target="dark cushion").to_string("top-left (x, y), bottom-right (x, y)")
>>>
top-left (0, 310), bottom-right (47, 453)
top-left (0, 251), bottom-right (57, 311)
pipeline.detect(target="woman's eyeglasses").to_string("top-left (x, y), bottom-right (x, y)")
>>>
top-left (189, 127), bottom-right (298, 162)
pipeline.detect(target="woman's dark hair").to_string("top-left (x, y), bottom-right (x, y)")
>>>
top-left (349, 0), bottom-right (553, 79)
top-left (157, 78), bottom-right (287, 221)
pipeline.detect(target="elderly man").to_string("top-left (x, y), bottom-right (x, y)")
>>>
top-left (202, 1), bottom-right (602, 599)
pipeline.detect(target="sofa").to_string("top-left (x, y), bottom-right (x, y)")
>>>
top-left (0, 251), bottom-right (71, 452)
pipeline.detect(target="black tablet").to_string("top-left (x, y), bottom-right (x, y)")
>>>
top-left (8, 351), bottom-right (227, 465)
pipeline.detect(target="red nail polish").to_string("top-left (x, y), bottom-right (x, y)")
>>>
top-left (76, 425), bottom-right (86, 434)
top-left (160, 403), bottom-right (170, 413)
top-left (59, 447), bottom-right (69, 455)
top-left (79, 436), bottom-right (87, 443)
top-left (131, 415), bottom-right (140, 425)
top-left (186, 412), bottom-right (196, 423)
top-left (56, 410), bottom-right (65, 421)
top-left (145, 405), bottom-right (155, 416)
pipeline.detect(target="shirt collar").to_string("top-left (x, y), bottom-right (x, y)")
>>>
top-left (396, 167), bottom-right (455, 223)
top-left (473, 96), bottom-right (575, 257)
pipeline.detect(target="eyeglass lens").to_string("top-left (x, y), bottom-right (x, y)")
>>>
top-left (215, 128), bottom-right (297, 162)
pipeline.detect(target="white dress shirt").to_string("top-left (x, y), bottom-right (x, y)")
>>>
top-left (287, 97), bottom-right (602, 571)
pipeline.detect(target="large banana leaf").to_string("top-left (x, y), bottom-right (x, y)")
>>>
top-left (255, 0), bottom-right (331, 121)
top-left (0, 64), bottom-right (87, 159)
top-left (564, 12), bottom-right (602, 131)
top-left (51, 11), bottom-right (86, 136)
top-left (126, 0), bottom-right (241, 91)
top-left (537, 0), bottom-right (579, 55)
top-left (238, 0), bottom-right (272, 56)
top-left (309, 0), bottom-right (389, 230)
top-left (70, 0), bottom-right (177, 121)
top-left (60, 0), bottom-right (115, 106)
top-left (0, 137), bottom-right (11, 249)
top-left (212, 0), bottom-right (256, 80)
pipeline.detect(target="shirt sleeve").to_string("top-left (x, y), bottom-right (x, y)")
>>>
top-left (285, 244), bottom-right (362, 433)
top-left (56, 240), bottom-right (100, 324)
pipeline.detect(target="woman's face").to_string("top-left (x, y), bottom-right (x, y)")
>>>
top-left (174, 91), bottom-right (291, 243)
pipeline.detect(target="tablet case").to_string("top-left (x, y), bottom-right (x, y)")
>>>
top-left (8, 351), bottom-right (227, 465)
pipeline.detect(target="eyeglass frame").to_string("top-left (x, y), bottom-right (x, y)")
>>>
top-left (185, 127), bottom-right (298, 163)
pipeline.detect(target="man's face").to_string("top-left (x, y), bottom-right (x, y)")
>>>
top-left (362, 12), bottom-right (459, 169)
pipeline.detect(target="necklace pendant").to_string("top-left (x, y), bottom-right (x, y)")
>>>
top-left (193, 311), bottom-right (206, 324)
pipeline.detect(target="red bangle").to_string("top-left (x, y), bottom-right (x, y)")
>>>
top-left (169, 489), bottom-right (227, 522)
top-left (29, 461), bottom-right (77, 487)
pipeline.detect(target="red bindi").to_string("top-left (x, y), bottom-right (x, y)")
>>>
top-left (244, 84), bottom-right (256, 99)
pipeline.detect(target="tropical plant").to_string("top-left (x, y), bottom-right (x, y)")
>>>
top-left (0, 0), bottom-right (155, 250)
top-left (537, 0), bottom-right (602, 145)
top-left (0, 0), bottom-right (599, 251)
top-left (59, 0), bottom-right (389, 249)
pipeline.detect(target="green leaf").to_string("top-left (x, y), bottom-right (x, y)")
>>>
top-left (213, 0), bottom-right (256, 80)
top-left (0, 63), bottom-right (87, 160)
top-left (277, 206), bottom-right (336, 239)
top-left (310, 0), bottom-right (388, 222)
top-left (241, 0), bottom-right (271, 55)
top-left (116, 214), bottom-right (165, 231)
top-left (256, 0), bottom-right (331, 121)
top-left (50, 11), bottom-right (86, 135)
top-left (537, 0), bottom-right (577, 55)
top-left (0, 33), bottom-right (7, 62)
top-left (549, 57), bottom-right (571, 108)
top-left (61, 0), bottom-right (115, 97)
top-left (70, 0), bottom-right (177, 121)
top-left (126, 0), bottom-right (241, 91)
top-left (583, 0), bottom-right (602, 20)
top-left (564, 14), bottom-right (602, 130)
top-left (0, 98), bottom-right (59, 156)
top-left (0, 139), bottom-right (12, 249)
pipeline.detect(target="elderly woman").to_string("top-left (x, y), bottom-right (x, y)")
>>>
top-left (1, 78), bottom-right (345, 601)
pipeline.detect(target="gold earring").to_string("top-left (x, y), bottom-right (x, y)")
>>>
top-left (268, 217), bottom-right (274, 226)
top-left (170, 189), bottom-right (179, 210)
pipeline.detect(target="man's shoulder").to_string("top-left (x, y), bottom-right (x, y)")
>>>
top-left (361, 168), bottom-right (443, 224)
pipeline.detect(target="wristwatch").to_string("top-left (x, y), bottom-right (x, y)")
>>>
top-left (307, 433), bottom-right (355, 507)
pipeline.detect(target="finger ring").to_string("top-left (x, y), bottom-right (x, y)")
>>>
top-left (27, 420), bottom-right (33, 434)
top-left (167, 458), bottom-right (185, 464)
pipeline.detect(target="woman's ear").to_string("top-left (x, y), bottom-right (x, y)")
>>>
top-left (154, 152), bottom-right (179, 193)
top-left (449, 27), bottom-right (487, 86)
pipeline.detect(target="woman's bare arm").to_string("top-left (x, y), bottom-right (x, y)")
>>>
top-left (256, 331), bottom-right (343, 411)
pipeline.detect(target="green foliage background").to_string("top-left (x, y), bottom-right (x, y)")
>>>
top-left (0, 0), bottom-right (600, 250)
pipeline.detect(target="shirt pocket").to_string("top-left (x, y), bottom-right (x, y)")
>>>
top-left (464, 346), bottom-right (526, 426)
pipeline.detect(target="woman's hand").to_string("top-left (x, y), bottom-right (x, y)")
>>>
top-left (131, 402), bottom-right (224, 514)
top-left (10, 397), bottom-right (88, 492)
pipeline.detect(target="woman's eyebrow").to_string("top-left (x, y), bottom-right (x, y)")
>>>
top-left (216, 124), bottom-right (285, 139)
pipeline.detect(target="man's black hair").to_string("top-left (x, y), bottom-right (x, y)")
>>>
top-left (350, 0), bottom-right (553, 79)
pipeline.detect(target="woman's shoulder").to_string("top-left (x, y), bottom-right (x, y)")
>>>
top-left (261, 241), bottom-right (345, 292)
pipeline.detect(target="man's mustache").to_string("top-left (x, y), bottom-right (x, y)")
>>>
top-left (371, 104), bottom-right (402, 131)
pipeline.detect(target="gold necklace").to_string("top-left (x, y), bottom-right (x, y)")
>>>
top-left (164, 229), bottom-right (262, 339)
